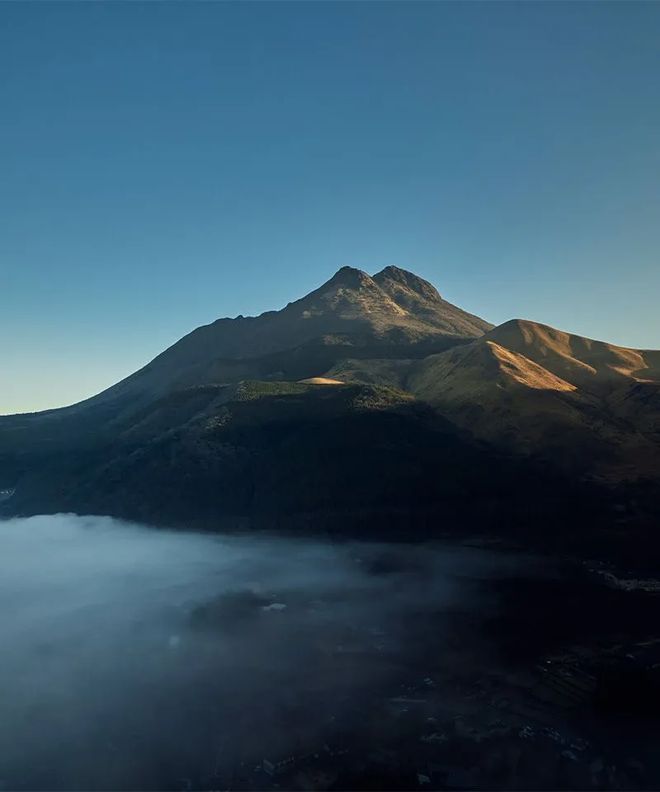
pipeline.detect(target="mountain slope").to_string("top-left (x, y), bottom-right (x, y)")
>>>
top-left (407, 321), bottom-right (660, 480)
top-left (487, 319), bottom-right (660, 390)
top-left (1, 377), bottom-right (611, 553)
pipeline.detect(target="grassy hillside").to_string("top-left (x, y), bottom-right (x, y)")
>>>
top-left (407, 325), bottom-right (660, 482)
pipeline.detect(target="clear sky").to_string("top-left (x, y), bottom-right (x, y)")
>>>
top-left (2, 1), bottom-right (659, 414)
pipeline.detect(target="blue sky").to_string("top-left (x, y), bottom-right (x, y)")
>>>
top-left (2, 2), bottom-right (659, 414)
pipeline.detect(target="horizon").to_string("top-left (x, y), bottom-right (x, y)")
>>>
top-left (3, 1), bottom-right (660, 414)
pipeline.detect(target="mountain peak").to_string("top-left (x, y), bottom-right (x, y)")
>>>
top-left (373, 266), bottom-right (442, 302)
top-left (326, 266), bottom-right (375, 290)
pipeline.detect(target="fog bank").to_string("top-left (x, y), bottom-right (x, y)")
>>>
top-left (0, 514), bottom-right (531, 790)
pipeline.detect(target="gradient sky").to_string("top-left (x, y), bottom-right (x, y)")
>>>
top-left (2, 2), bottom-right (660, 414)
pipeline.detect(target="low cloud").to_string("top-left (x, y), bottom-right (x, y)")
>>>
top-left (0, 514), bottom-right (528, 790)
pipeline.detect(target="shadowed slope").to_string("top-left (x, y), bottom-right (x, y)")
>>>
top-left (1, 378), bottom-right (605, 549)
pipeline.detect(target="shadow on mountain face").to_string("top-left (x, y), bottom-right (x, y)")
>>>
top-left (0, 513), bottom-right (536, 791)
top-left (2, 382), bottom-right (622, 563)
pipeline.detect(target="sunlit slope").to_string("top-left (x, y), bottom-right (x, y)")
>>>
top-left (487, 319), bottom-right (660, 388)
top-left (408, 321), bottom-right (660, 480)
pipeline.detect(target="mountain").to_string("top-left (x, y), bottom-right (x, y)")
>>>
top-left (87, 266), bottom-right (492, 412)
top-left (1, 266), bottom-right (659, 566)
